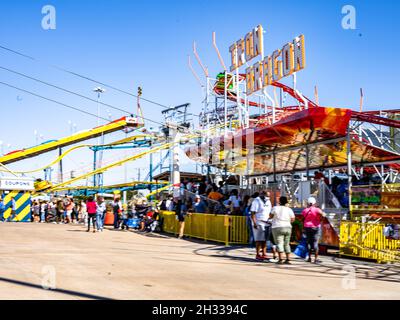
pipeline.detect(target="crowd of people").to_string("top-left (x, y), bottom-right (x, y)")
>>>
top-left (0, 194), bottom-right (161, 234)
top-left (0, 177), bottom-right (328, 264)
top-left (158, 179), bottom-right (327, 264)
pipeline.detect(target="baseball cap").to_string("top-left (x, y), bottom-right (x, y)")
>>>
top-left (307, 197), bottom-right (317, 205)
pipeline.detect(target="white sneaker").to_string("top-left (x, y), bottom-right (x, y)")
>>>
top-left (269, 258), bottom-right (279, 263)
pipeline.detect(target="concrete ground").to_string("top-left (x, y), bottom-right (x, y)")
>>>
top-left (0, 222), bottom-right (399, 300)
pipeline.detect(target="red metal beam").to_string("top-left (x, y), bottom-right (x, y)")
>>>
top-left (351, 111), bottom-right (400, 129)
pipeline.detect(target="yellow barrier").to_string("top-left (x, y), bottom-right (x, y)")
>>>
top-left (340, 221), bottom-right (400, 263)
top-left (160, 211), bottom-right (249, 246)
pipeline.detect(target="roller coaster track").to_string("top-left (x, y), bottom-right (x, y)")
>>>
top-left (215, 79), bottom-right (400, 129)
top-left (0, 134), bottom-right (152, 174)
top-left (0, 116), bottom-right (143, 165)
top-left (35, 131), bottom-right (200, 194)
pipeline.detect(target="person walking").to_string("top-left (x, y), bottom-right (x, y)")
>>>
top-left (302, 197), bottom-right (326, 263)
top-left (71, 199), bottom-right (79, 223)
top-left (48, 200), bottom-right (56, 223)
top-left (250, 191), bottom-right (272, 261)
top-left (65, 197), bottom-right (75, 224)
top-left (8, 197), bottom-right (17, 222)
top-left (56, 199), bottom-right (64, 224)
top-left (40, 201), bottom-right (47, 223)
top-left (270, 196), bottom-right (295, 264)
top-left (112, 198), bottom-right (122, 229)
top-left (175, 198), bottom-right (189, 239)
top-left (96, 196), bottom-right (106, 232)
top-left (32, 200), bottom-right (40, 222)
top-left (79, 200), bottom-right (88, 225)
top-left (0, 198), bottom-right (5, 222)
top-left (86, 196), bottom-right (97, 233)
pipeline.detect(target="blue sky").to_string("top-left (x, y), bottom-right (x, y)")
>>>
top-left (0, 0), bottom-right (398, 184)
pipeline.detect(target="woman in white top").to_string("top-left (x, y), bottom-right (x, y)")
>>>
top-left (79, 200), bottom-right (88, 225)
top-left (270, 196), bottom-right (295, 264)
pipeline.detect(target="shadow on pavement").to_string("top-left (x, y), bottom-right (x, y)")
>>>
top-left (191, 246), bottom-right (400, 284)
top-left (0, 276), bottom-right (113, 300)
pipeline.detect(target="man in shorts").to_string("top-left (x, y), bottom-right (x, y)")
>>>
top-left (250, 191), bottom-right (272, 261)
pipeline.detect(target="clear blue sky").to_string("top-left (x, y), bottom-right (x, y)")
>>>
top-left (0, 0), bottom-right (398, 184)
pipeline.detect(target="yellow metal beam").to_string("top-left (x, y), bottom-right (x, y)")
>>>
top-left (52, 180), bottom-right (169, 192)
top-left (146, 184), bottom-right (172, 198)
top-left (0, 116), bottom-right (143, 165)
top-left (0, 134), bottom-right (152, 174)
top-left (37, 141), bottom-right (174, 193)
top-left (37, 130), bottom-right (202, 194)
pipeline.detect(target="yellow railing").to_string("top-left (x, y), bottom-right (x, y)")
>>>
top-left (160, 211), bottom-right (249, 245)
top-left (340, 221), bottom-right (400, 263)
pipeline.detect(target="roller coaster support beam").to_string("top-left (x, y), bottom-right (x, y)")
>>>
top-left (171, 127), bottom-right (181, 199)
top-left (149, 150), bottom-right (154, 198)
top-left (347, 126), bottom-right (353, 219)
top-left (58, 147), bottom-right (63, 183)
top-left (93, 149), bottom-right (97, 187)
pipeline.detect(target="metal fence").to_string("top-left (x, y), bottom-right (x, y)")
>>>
top-left (340, 221), bottom-right (400, 263)
top-left (160, 211), bottom-right (249, 245)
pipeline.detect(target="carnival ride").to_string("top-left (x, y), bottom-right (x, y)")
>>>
top-left (187, 74), bottom-right (400, 178)
top-left (0, 116), bottom-right (144, 165)
top-left (0, 26), bottom-right (399, 262)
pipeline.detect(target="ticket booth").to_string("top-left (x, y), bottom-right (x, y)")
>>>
top-left (0, 177), bottom-right (34, 222)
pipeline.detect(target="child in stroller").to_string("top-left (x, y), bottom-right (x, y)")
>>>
top-left (139, 207), bottom-right (160, 232)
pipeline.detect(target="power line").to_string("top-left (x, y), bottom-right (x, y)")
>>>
top-left (0, 65), bottom-right (132, 116)
top-left (0, 44), bottom-right (169, 108)
top-left (0, 80), bottom-right (110, 121)
top-left (0, 80), bottom-right (190, 130)
top-left (0, 44), bottom-right (200, 118)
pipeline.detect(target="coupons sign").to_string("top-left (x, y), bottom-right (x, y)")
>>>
top-left (0, 177), bottom-right (35, 191)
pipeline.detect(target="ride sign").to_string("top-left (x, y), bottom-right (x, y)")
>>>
top-left (229, 24), bottom-right (306, 95)
top-left (0, 177), bottom-right (35, 191)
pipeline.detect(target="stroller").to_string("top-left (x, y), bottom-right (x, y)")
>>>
top-left (143, 211), bottom-right (160, 232)
top-left (45, 211), bottom-right (57, 223)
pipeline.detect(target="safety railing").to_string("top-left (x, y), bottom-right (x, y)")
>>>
top-left (340, 221), bottom-right (400, 263)
top-left (160, 211), bottom-right (249, 245)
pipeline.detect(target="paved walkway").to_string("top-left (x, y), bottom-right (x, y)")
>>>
top-left (0, 223), bottom-right (399, 300)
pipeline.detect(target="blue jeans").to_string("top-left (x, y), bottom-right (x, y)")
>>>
top-left (246, 216), bottom-right (255, 247)
top-left (8, 210), bottom-right (16, 222)
top-left (113, 213), bottom-right (119, 229)
top-left (96, 213), bottom-right (103, 230)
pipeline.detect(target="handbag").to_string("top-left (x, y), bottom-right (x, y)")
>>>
top-left (293, 234), bottom-right (308, 259)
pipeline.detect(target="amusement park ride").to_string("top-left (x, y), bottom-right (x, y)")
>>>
top-left (185, 25), bottom-right (400, 228)
top-left (0, 24), bottom-right (399, 235)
